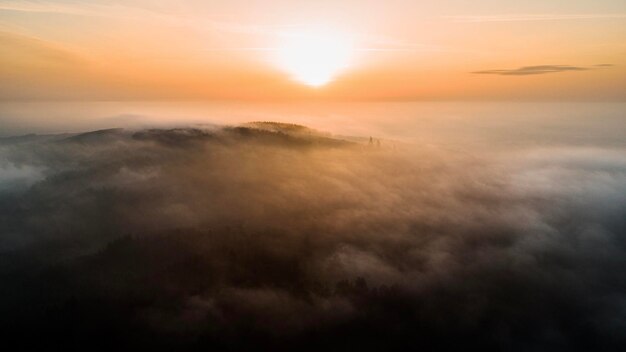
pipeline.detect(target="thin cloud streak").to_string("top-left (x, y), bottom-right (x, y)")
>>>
top-left (0, 1), bottom-right (424, 53)
top-left (473, 64), bottom-right (613, 76)
top-left (446, 14), bottom-right (626, 23)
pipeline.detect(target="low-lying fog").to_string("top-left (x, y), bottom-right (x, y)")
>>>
top-left (0, 102), bottom-right (625, 351)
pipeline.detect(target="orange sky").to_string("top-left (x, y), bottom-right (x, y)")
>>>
top-left (1, 0), bottom-right (625, 101)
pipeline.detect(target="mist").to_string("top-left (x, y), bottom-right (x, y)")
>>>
top-left (1, 108), bottom-right (625, 350)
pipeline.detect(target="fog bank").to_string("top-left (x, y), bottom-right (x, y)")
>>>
top-left (1, 122), bottom-right (625, 351)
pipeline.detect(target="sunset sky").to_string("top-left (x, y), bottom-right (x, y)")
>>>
top-left (1, 0), bottom-right (625, 100)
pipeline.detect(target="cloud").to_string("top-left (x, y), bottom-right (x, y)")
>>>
top-left (0, 1), bottom-right (417, 54)
top-left (1, 123), bottom-right (626, 350)
top-left (0, 0), bottom-right (279, 36)
top-left (472, 64), bottom-right (612, 76)
top-left (446, 14), bottom-right (626, 22)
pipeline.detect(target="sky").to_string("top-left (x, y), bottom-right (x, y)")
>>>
top-left (0, 0), bottom-right (625, 100)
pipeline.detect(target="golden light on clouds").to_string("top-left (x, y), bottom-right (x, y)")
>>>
top-left (273, 28), bottom-right (354, 87)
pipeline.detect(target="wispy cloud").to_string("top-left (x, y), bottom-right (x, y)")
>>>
top-left (0, 1), bottom-right (427, 53)
top-left (0, 1), bottom-right (126, 17)
top-left (446, 14), bottom-right (626, 23)
top-left (473, 64), bottom-right (614, 76)
top-left (0, 1), bottom-right (283, 36)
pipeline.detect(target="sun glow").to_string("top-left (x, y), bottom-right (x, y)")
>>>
top-left (274, 28), bottom-right (354, 87)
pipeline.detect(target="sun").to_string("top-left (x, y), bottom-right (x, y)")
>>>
top-left (274, 28), bottom-right (354, 87)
